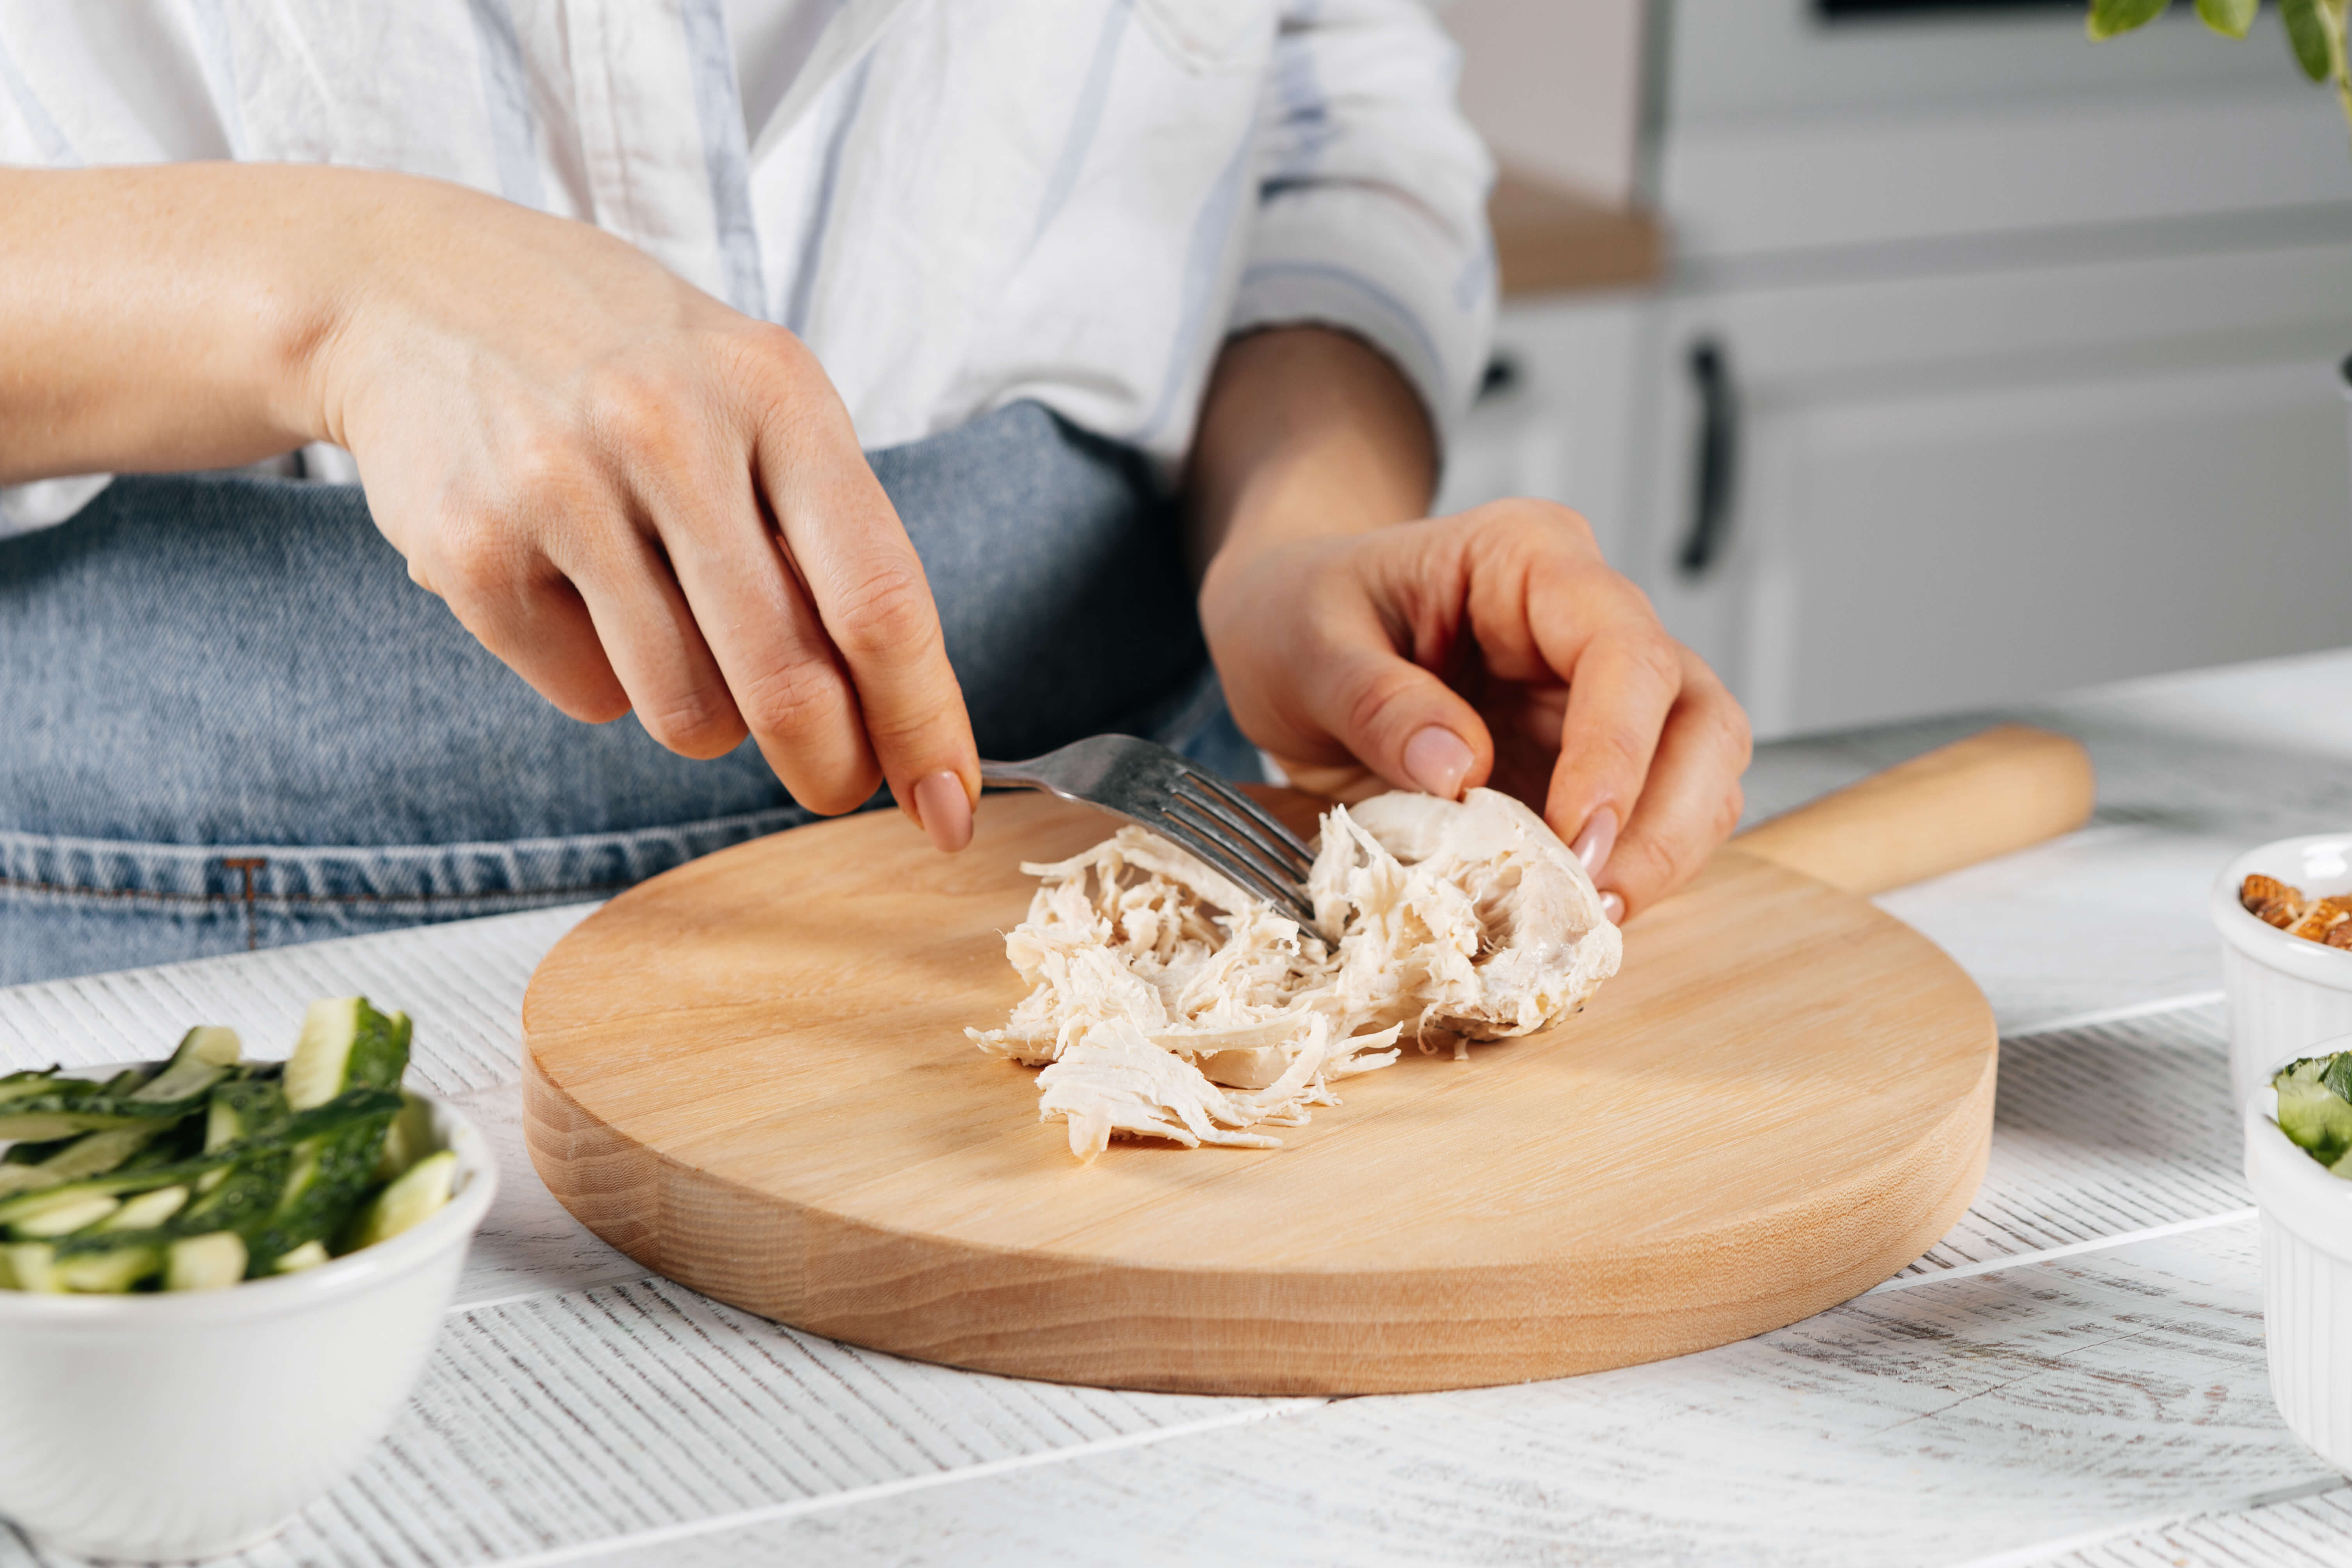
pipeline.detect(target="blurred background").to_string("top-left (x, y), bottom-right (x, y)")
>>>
top-left (1434, 0), bottom-right (2352, 741)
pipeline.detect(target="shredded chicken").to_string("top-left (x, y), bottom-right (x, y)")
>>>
top-left (969, 787), bottom-right (1623, 1162)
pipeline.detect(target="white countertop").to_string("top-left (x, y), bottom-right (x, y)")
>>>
top-left (8, 647), bottom-right (2352, 1568)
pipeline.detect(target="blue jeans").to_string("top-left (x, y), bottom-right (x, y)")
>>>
top-left (0, 402), bottom-right (1253, 985)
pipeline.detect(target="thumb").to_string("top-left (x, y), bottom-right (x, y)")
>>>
top-left (1310, 639), bottom-right (1494, 801)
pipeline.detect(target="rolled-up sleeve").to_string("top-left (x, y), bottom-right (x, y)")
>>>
top-left (1227, 0), bottom-right (1497, 444)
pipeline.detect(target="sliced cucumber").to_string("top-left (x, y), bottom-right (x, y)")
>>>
top-left (165, 1232), bottom-right (247, 1291)
top-left (1, 1242), bottom-right (59, 1292)
top-left (0, 1138), bottom-right (253, 1230)
top-left (343, 1150), bottom-right (457, 1252)
top-left (47, 1125), bottom-right (164, 1180)
top-left (0, 1125), bottom-right (158, 1199)
top-left (285, 998), bottom-right (411, 1111)
top-left (0, 1110), bottom-right (150, 1142)
top-left (206, 1074), bottom-right (290, 1152)
top-left (0, 1070), bottom-right (148, 1141)
top-left (11, 1192), bottom-right (121, 1238)
top-left (0, 1071), bottom-right (227, 1141)
top-left (99, 1185), bottom-right (188, 1232)
top-left (0, 1069), bottom-right (63, 1106)
top-left (272, 1240), bottom-right (330, 1273)
top-left (250, 1103), bottom-right (399, 1264)
top-left (128, 1026), bottom-right (241, 1105)
top-left (2279, 1072), bottom-right (2352, 1166)
top-left (371, 1093), bottom-right (438, 1183)
top-left (202, 1096), bottom-right (236, 1154)
top-left (174, 1149), bottom-right (290, 1253)
top-left (172, 1088), bottom-right (400, 1269)
top-left (56, 1242), bottom-right (164, 1294)
top-left (0, 1001), bottom-right (424, 1290)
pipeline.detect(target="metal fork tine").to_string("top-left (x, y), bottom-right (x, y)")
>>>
top-left (1173, 767), bottom-right (1314, 871)
top-left (976, 734), bottom-right (1319, 924)
top-left (1134, 806), bottom-right (1277, 894)
top-left (1142, 806), bottom-right (1316, 923)
top-left (1163, 794), bottom-right (1292, 891)
top-left (1169, 776), bottom-right (1311, 882)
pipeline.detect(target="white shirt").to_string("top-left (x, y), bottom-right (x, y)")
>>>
top-left (0, 0), bottom-right (1495, 535)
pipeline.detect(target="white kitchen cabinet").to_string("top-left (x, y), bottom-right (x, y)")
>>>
top-left (1434, 294), bottom-right (1647, 569)
top-left (1638, 234), bottom-right (2352, 737)
top-left (1441, 2), bottom-right (2352, 741)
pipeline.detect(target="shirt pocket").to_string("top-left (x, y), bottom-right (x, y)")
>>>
top-left (1133, 0), bottom-right (1274, 76)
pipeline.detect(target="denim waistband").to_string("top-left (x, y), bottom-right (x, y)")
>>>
top-left (0, 652), bottom-right (1244, 919)
top-left (0, 658), bottom-right (1247, 983)
top-left (0, 805), bottom-right (812, 912)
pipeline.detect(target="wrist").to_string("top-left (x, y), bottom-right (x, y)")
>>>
top-left (270, 168), bottom-right (424, 453)
top-left (1185, 326), bottom-right (1436, 591)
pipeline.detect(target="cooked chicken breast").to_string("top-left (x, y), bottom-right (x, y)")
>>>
top-left (970, 788), bottom-right (1622, 1162)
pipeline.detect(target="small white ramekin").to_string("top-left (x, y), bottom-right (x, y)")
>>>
top-left (0, 1083), bottom-right (495, 1562)
top-left (2249, 1055), bottom-right (2352, 1475)
top-left (2213, 835), bottom-right (2352, 1109)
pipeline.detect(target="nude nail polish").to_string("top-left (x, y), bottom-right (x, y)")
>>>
top-left (913, 770), bottom-right (973, 853)
top-left (1571, 807), bottom-right (1618, 880)
top-left (1403, 726), bottom-right (1473, 799)
top-left (1599, 890), bottom-right (1625, 924)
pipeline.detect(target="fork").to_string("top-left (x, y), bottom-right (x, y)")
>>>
top-left (979, 734), bottom-right (1318, 925)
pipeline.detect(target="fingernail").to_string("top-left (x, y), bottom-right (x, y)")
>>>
top-left (1571, 807), bottom-right (1619, 879)
top-left (1403, 726), bottom-right (1473, 799)
top-left (913, 770), bottom-right (972, 853)
top-left (1599, 890), bottom-right (1625, 924)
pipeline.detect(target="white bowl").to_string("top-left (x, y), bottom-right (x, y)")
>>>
top-left (0, 1076), bottom-right (495, 1562)
top-left (2213, 835), bottom-right (2352, 1110)
top-left (2248, 1051), bottom-right (2352, 1475)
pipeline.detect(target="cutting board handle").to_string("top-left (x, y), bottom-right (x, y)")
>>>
top-left (1729, 724), bottom-right (2094, 896)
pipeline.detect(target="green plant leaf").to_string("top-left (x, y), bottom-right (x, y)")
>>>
top-left (2088, 0), bottom-right (2172, 40)
top-left (2283, 0), bottom-right (2335, 80)
top-left (2197, 0), bottom-right (2257, 37)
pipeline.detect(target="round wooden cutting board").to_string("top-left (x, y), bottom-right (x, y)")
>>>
top-left (520, 731), bottom-right (2097, 1396)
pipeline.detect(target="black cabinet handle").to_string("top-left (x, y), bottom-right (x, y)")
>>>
top-left (1477, 352), bottom-right (1521, 403)
top-left (1677, 337), bottom-right (1739, 579)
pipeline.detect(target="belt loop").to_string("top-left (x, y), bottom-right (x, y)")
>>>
top-left (219, 857), bottom-right (267, 951)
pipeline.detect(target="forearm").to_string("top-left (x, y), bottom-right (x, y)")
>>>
top-left (0, 163), bottom-right (397, 483)
top-left (1183, 326), bottom-right (1437, 596)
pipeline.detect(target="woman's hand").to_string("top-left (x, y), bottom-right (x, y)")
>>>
top-left (1188, 328), bottom-right (1750, 920)
top-left (1202, 504), bottom-right (1749, 920)
top-left (321, 179), bottom-right (979, 844)
top-left (0, 166), bottom-right (979, 848)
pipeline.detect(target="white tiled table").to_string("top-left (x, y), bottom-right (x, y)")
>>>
top-left (9, 649), bottom-right (2352, 1568)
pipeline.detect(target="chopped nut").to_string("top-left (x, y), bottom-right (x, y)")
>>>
top-left (2246, 873), bottom-right (2297, 912)
top-left (2245, 874), bottom-right (2308, 928)
top-left (2258, 897), bottom-right (2305, 930)
top-left (2293, 896), bottom-right (2352, 944)
top-left (2247, 875), bottom-right (2352, 949)
top-left (2292, 907), bottom-right (2351, 942)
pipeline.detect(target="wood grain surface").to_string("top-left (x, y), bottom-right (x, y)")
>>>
top-left (1734, 724), bottom-right (2098, 896)
top-left (521, 788), bottom-right (1998, 1395)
